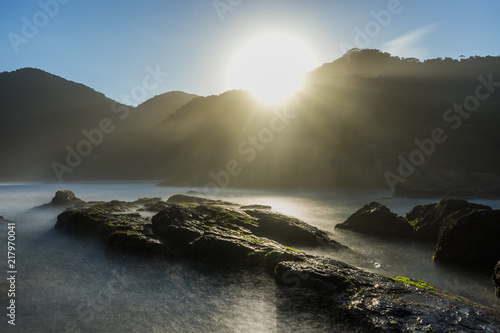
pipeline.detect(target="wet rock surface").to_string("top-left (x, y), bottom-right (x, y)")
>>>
top-left (276, 258), bottom-right (500, 332)
top-left (50, 193), bottom-right (500, 331)
top-left (434, 208), bottom-right (500, 271)
top-left (33, 189), bottom-right (85, 209)
top-left (335, 202), bottom-right (415, 239)
top-left (55, 208), bottom-right (168, 256)
top-left (337, 198), bottom-right (500, 301)
top-left (51, 190), bottom-right (85, 206)
top-left (405, 198), bottom-right (491, 243)
top-left (166, 194), bottom-right (234, 206)
top-left (494, 261), bottom-right (500, 298)
top-left (338, 199), bottom-right (500, 268)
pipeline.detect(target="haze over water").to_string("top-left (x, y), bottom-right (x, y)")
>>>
top-left (1, 183), bottom-right (499, 332)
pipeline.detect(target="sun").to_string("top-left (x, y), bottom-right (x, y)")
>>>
top-left (228, 33), bottom-right (317, 104)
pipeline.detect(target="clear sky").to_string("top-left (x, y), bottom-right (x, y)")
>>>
top-left (1, 0), bottom-right (500, 105)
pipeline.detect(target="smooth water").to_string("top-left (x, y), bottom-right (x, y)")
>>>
top-left (0, 183), bottom-right (499, 332)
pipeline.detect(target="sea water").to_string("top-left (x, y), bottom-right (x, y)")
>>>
top-left (0, 183), bottom-right (499, 332)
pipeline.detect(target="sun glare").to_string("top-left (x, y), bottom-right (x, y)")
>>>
top-left (228, 33), bottom-right (317, 104)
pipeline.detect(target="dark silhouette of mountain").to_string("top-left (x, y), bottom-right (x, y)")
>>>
top-left (3, 50), bottom-right (500, 192)
top-left (0, 68), bottom-right (196, 181)
top-left (143, 49), bottom-right (500, 190)
top-left (125, 91), bottom-right (198, 134)
top-left (307, 48), bottom-right (500, 83)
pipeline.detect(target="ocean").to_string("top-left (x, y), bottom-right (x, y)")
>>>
top-left (1, 183), bottom-right (499, 332)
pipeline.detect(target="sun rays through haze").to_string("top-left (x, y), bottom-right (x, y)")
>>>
top-left (227, 32), bottom-right (318, 105)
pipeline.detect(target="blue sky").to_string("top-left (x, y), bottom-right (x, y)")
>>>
top-left (1, 0), bottom-right (500, 105)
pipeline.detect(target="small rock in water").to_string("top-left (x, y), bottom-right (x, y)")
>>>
top-left (51, 190), bottom-right (84, 207)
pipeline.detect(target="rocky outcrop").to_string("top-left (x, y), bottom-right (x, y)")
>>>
top-left (152, 204), bottom-right (307, 267)
top-left (335, 202), bottom-right (415, 239)
top-left (340, 199), bottom-right (500, 298)
top-left (276, 258), bottom-right (500, 332)
top-left (33, 190), bottom-right (85, 209)
top-left (245, 209), bottom-right (344, 248)
top-left (433, 208), bottom-right (500, 271)
top-left (55, 208), bottom-right (168, 256)
top-left (151, 204), bottom-right (348, 267)
top-left (49, 192), bottom-right (500, 331)
top-left (494, 261), bottom-right (500, 298)
top-left (405, 198), bottom-right (491, 243)
top-left (166, 194), bottom-right (235, 206)
top-left (51, 190), bottom-right (85, 206)
top-left (339, 200), bottom-right (500, 268)
top-left (137, 200), bottom-right (170, 212)
top-left (54, 194), bottom-right (347, 265)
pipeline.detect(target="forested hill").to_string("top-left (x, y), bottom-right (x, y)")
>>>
top-left (2, 50), bottom-right (500, 193)
top-left (0, 68), bottom-right (196, 181)
top-left (149, 50), bottom-right (500, 191)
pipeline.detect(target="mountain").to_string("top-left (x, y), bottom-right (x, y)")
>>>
top-left (2, 50), bottom-right (500, 192)
top-left (0, 68), bottom-right (196, 181)
top-left (144, 50), bottom-right (500, 190)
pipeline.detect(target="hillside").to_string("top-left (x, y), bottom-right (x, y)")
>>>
top-left (142, 50), bottom-right (500, 191)
top-left (2, 50), bottom-right (500, 193)
top-left (0, 68), bottom-right (196, 181)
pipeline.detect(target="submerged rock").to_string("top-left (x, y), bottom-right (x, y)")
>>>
top-left (335, 202), bottom-right (415, 238)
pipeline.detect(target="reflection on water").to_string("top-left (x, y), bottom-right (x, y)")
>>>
top-left (216, 188), bottom-right (500, 310)
top-left (0, 183), bottom-right (499, 332)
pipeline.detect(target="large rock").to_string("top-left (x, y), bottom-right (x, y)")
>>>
top-left (166, 194), bottom-right (233, 206)
top-left (55, 198), bottom-right (346, 267)
top-left (51, 195), bottom-right (500, 331)
top-left (433, 208), bottom-right (500, 271)
top-left (151, 204), bottom-right (346, 267)
top-left (494, 261), bottom-right (500, 298)
top-left (137, 200), bottom-right (170, 212)
top-left (55, 208), bottom-right (168, 255)
top-left (405, 198), bottom-right (491, 243)
top-left (32, 190), bottom-right (85, 209)
top-left (275, 258), bottom-right (500, 332)
top-left (51, 190), bottom-right (84, 207)
top-left (335, 202), bottom-right (415, 238)
top-left (245, 209), bottom-right (346, 249)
